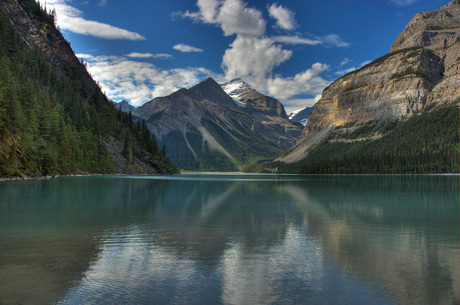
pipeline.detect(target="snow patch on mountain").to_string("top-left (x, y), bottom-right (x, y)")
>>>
top-left (220, 78), bottom-right (252, 108)
top-left (288, 106), bottom-right (314, 126)
top-left (288, 109), bottom-right (302, 120)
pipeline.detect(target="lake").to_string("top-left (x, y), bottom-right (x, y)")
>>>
top-left (0, 174), bottom-right (458, 305)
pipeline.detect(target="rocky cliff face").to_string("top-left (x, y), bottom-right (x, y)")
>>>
top-left (391, 0), bottom-right (460, 105)
top-left (282, 0), bottom-right (460, 163)
top-left (133, 77), bottom-right (302, 170)
top-left (391, 0), bottom-right (459, 52)
top-left (0, 0), bottom-right (97, 92)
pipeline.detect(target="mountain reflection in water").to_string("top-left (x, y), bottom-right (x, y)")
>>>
top-left (0, 175), bottom-right (458, 305)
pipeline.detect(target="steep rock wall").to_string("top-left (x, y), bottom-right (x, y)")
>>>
top-left (282, 0), bottom-right (459, 163)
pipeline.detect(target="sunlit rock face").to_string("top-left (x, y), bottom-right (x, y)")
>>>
top-left (390, 0), bottom-right (460, 105)
top-left (390, 0), bottom-right (460, 53)
top-left (282, 0), bottom-right (460, 163)
top-left (305, 48), bottom-right (443, 132)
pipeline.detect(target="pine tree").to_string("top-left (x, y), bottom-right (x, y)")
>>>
top-left (122, 132), bottom-right (130, 160)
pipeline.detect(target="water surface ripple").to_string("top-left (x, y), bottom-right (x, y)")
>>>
top-left (0, 174), bottom-right (458, 305)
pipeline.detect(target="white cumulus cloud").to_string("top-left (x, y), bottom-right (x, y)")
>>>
top-left (183, 0), bottom-right (266, 37)
top-left (268, 3), bottom-right (297, 31)
top-left (267, 63), bottom-right (330, 101)
top-left (45, 0), bottom-right (145, 40)
top-left (196, 0), bottom-right (222, 23)
top-left (222, 36), bottom-right (292, 89)
top-left (221, 36), bottom-right (329, 107)
top-left (77, 54), bottom-right (215, 106)
top-left (173, 44), bottom-right (204, 53)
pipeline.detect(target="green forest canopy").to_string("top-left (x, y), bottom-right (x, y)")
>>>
top-left (0, 3), bottom-right (175, 177)
top-left (247, 103), bottom-right (460, 174)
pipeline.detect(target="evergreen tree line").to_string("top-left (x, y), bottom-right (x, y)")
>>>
top-left (0, 9), bottom-right (175, 177)
top-left (250, 103), bottom-right (459, 174)
top-left (117, 110), bottom-right (174, 168)
top-left (20, 0), bottom-right (56, 25)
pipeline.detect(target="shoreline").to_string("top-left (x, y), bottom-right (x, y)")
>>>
top-left (0, 173), bottom-right (103, 182)
top-left (1, 172), bottom-right (459, 182)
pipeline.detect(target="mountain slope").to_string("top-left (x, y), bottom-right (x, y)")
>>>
top-left (133, 77), bottom-right (302, 171)
top-left (221, 78), bottom-right (303, 148)
top-left (274, 0), bottom-right (459, 173)
top-left (272, 103), bottom-right (459, 174)
top-left (0, 0), bottom-right (97, 92)
top-left (0, 0), bottom-right (176, 177)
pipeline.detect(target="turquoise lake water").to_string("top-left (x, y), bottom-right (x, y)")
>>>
top-left (0, 174), bottom-right (458, 304)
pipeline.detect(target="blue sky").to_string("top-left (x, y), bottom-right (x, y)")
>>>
top-left (45, 0), bottom-right (449, 112)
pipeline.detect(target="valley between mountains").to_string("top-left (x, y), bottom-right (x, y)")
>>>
top-left (121, 0), bottom-right (460, 174)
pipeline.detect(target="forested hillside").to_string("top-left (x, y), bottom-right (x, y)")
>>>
top-left (0, 1), bottom-right (176, 177)
top-left (251, 103), bottom-right (459, 174)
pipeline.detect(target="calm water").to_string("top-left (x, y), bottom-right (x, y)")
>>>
top-left (0, 174), bottom-right (458, 305)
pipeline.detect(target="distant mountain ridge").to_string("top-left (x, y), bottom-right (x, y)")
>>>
top-left (133, 77), bottom-right (302, 171)
top-left (115, 100), bottom-right (136, 113)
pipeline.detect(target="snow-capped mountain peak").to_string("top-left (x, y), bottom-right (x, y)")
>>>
top-left (220, 78), bottom-right (252, 108)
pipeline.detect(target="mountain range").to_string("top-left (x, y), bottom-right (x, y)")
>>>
top-left (0, 0), bottom-right (457, 176)
top-left (132, 77), bottom-right (302, 171)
